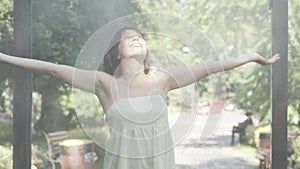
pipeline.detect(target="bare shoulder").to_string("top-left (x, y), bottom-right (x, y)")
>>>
top-left (153, 67), bottom-right (184, 91)
top-left (151, 67), bottom-right (169, 76)
top-left (154, 67), bottom-right (176, 82)
top-left (150, 67), bottom-right (173, 92)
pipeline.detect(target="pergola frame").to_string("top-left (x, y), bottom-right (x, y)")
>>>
top-left (13, 0), bottom-right (32, 168)
top-left (271, 0), bottom-right (288, 169)
top-left (12, 0), bottom-right (288, 168)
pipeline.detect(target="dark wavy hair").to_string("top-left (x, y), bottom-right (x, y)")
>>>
top-left (102, 27), bottom-right (149, 77)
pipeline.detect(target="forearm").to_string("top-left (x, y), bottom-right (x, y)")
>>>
top-left (166, 55), bottom-right (254, 90)
top-left (0, 52), bottom-right (112, 94)
top-left (207, 55), bottom-right (254, 74)
top-left (188, 55), bottom-right (255, 82)
top-left (0, 52), bottom-right (58, 75)
top-left (166, 53), bottom-right (279, 91)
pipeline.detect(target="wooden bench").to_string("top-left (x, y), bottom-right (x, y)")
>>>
top-left (256, 133), bottom-right (270, 169)
top-left (256, 131), bottom-right (299, 169)
top-left (42, 131), bottom-right (69, 169)
top-left (257, 148), bottom-right (270, 169)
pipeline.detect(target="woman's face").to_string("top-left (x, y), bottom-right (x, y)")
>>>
top-left (118, 29), bottom-right (147, 59)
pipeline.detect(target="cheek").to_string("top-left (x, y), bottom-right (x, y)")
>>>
top-left (118, 43), bottom-right (127, 54)
top-left (143, 43), bottom-right (147, 49)
top-left (143, 45), bottom-right (148, 53)
top-left (142, 41), bottom-right (148, 50)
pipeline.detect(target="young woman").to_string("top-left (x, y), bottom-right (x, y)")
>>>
top-left (0, 27), bottom-right (280, 169)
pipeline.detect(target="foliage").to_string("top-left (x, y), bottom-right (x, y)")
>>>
top-left (135, 1), bottom-right (300, 167)
top-left (244, 125), bottom-right (257, 147)
top-left (0, 120), bottom-right (12, 145)
top-left (0, 0), bottom-right (141, 132)
top-left (0, 0), bottom-right (141, 167)
top-left (0, 144), bottom-right (50, 169)
top-left (0, 0), bottom-right (13, 51)
top-left (287, 1), bottom-right (300, 168)
top-left (134, 0), bottom-right (273, 114)
top-left (289, 135), bottom-right (300, 169)
top-left (0, 0), bottom-right (13, 113)
top-left (30, 0), bottom-right (141, 132)
top-left (0, 0), bottom-right (300, 167)
top-left (0, 144), bottom-right (12, 169)
top-left (288, 0), bottom-right (300, 123)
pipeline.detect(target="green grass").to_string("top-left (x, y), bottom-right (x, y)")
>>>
top-left (234, 144), bottom-right (257, 159)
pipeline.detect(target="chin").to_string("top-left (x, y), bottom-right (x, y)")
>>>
top-left (130, 50), bottom-right (147, 57)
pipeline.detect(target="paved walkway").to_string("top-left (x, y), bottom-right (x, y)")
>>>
top-left (169, 110), bottom-right (259, 169)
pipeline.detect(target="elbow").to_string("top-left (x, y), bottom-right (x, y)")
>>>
top-left (48, 64), bottom-right (61, 77)
top-left (49, 68), bottom-right (57, 77)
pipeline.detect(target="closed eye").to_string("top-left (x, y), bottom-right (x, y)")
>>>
top-left (123, 34), bottom-right (144, 40)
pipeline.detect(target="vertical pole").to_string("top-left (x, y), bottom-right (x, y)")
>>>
top-left (13, 0), bottom-right (32, 168)
top-left (271, 0), bottom-right (288, 168)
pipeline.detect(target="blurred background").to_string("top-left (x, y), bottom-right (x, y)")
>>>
top-left (0, 0), bottom-right (299, 168)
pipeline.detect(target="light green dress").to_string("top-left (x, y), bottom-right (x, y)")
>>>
top-left (103, 94), bottom-right (175, 169)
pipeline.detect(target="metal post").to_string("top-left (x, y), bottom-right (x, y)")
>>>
top-left (13, 0), bottom-right (32, 168)
top-left (271, 0), bottom-right (288, 168)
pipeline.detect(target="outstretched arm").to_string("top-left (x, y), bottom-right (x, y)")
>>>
top-left (165, 53), bottom-right (280, 91)
top-left (0, 52), bottom-right (111, 94)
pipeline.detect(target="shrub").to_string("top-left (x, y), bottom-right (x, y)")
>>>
top-left (0, 144), bottom-right (12, 169)
top-left (0, 144), bottom-right (51, 169)
top-left (244, 125), bottom-right (257, 146)
top-left (289, 135), bottom-right (300, 169)
top-left (0, 119), bottom-right (12, 145)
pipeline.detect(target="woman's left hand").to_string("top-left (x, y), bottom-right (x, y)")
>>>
top-left (252, 53), bottom-right (280, 65)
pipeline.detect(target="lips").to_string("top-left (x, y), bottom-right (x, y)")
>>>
top-left (130, 43), bottom-right (142, 48)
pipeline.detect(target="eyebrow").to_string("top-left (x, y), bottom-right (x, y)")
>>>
top-left (122, 33), bottom-right (144, 39)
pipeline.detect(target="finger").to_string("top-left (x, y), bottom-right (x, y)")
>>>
top-left (273, 54), bottom-right (280, 60)
top-left (272, 53), bottom-right (280, 59)
top-left (269, 55), bottom-right (280, 63)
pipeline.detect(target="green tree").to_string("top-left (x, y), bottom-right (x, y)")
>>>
top-left (32, 0), bottom-right (140, 132)
top-left (135, 0), bottom-right (272, 115)
top-left (287, 0), bottom-right (300, 167)
top-left (0, 0), bottom-right (13, 114)
top-left (135, 0), bottom-right (300, 167)
top-left (0, 0), bottom-right (141, 132)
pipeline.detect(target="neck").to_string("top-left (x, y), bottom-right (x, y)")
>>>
top-left (120, 57), bottom-right (145, 79)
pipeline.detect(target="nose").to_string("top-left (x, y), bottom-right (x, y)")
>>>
top-left (132, 36), bottom-right (140, 41)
